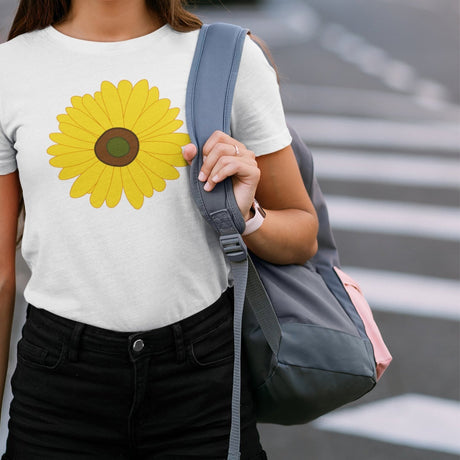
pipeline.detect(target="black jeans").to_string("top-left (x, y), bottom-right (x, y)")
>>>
top-left (2, 290), bottom-right (266, 460)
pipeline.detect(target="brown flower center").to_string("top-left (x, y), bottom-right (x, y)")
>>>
top-left (95, 127), bottom-right (139, 167)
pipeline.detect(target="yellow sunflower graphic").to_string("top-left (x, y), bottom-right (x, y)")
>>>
top-left (47, 80), bottom-right (190, 209)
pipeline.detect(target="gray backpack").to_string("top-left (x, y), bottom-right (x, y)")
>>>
top-left (186, 23), bottom-right (392, 460)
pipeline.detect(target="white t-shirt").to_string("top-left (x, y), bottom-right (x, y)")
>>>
top-left (0, 24), bottom-right (291, 331)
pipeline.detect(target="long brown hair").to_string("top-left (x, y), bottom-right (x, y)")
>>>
top-left (9, 0), bottom-right (203, 248)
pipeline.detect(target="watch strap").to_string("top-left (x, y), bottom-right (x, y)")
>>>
top-left (242, 200), bottom-right (265, 236)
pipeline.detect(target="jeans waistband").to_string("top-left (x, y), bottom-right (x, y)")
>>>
top-left (24, 288), bottom-right (234, 361)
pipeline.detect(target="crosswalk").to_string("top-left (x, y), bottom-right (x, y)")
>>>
top-left (285, 110), bottom-right (460, 459)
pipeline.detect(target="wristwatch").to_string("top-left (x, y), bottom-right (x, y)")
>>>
top-left (242, 199), bottom-right (266, 236)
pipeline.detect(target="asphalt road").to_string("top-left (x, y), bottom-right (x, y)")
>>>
top-left (1, 0), bottom-right (459, 459)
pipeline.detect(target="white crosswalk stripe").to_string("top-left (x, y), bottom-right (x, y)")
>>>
top-left (326, 195), bottom-right (460, 241)
top-left (314, 148), bottom-right (460, 189)
top-left (343, 267), bottom-right (460, 320)
top-left (314, 394), bottom-right (460, 455)
top-left (287, 114), bottom-right (460, 152)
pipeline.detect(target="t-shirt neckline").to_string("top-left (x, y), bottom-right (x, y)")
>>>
top-left (44, 23), bottom-right (171, 53)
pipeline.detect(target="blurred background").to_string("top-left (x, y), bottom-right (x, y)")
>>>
top-left (1, 0), bottom-right (459, 458)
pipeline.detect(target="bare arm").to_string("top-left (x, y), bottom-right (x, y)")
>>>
top-left (0, 171), bottom-right (20, 420)
top-left (183, 134), bottom-right (318, 266)
top-left (244, 144), bottom-right (318, 265)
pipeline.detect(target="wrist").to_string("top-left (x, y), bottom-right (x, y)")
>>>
top-left (242, 199), bottom-right (266, 236)
top-left (243, 207), bottom-right (255, 222)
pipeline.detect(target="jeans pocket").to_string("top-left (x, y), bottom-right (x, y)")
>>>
top-left (188, 316), bottom-right (234, 367)
top-left (17, 337), bottom-right (65, 371)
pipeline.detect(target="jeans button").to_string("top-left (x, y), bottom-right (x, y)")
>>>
top-left (133, 339), bottom-right (144, 352)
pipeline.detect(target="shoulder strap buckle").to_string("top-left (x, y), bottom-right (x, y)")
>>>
top-left (219, 234), bottom-right (248, 263)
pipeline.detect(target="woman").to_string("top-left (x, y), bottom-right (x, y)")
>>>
top-left (0, 0), bottom-right (318, 458)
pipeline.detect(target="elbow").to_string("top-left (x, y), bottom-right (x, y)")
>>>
top-left (293, 237), bottom-right (318, 266)
top-left (306, 237), bottom-right (319, 263)
top-left (293, 211), bottom-right (319, 265)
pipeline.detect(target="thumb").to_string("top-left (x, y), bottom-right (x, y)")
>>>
top-left (182, 143), bottom-right (198, 165)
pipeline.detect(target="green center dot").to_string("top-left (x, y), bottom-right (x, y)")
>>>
top-left (107, 137), bottom-right (130, 158)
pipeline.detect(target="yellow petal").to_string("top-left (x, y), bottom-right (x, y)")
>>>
top-left (90, 166), bottom-right (114, 208)
top-left (127, 161), bottom-right (153, 197)
top-left (140, 141), bottom-right (181, 155)
top-left (59, 123), bottom-right (98, 143)
top-left (70, 96), bottom-right (85, 112)
top-left (133, 99), bottom-right (170, 134)
top-left (101, 81), bottom-right (124, 127)
top-left (49, 132), bottom-right (95, 149)
top-left (57, 114), bottom-right (73, 125)
top-left (49, 149), bottom-right (96, 167)
top-left (106, 167), bottom-right (123, 208)
top-left (155, 153), bottom-right (188, 167)
top-left (70, 96), bottom-right (102, 129)
top-left (138, 150), bottom-right (180, 180)
top-left (143, 132), bottom-right (191, 146)
top-left (140, 164), bottom-right (166, 192)
top-left (58, 158), bottom-right (98, 180)
top-left (66, 107), bottom-right (105, 136)
top-left (70, 161), bottom-right (105, 198)
top-left (121, 166), bottom-right (144, 209)
top-left (124, 79), bottom-right (149, 130)
top-left (94, 91), bottom-right (110, 120)
top-left (144, 86), bottom-right (159, 110)
top-left (117, 80), bottom-right (132, 114)
top-left (82, 94), bottom-right (112, 131)
top-left (140, 119), bottom-right (183, 140)
top-left (47, 144), bottom-right (87, 156)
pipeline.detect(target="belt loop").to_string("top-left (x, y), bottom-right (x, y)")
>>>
top-left (68, 322), bottom-right (85, 362)
top-left (171, 323), bottom-right (185, 363)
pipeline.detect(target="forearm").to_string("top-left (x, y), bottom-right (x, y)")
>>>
top-left (243, 208), bottom-right (318, 265)
top-left (0, 278), bottom-right (15, 421)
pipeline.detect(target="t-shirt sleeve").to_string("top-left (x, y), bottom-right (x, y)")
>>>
top-left (0, 117), bottom-right (17, 175)
top-left (230, 35), bottom-right (292, 157)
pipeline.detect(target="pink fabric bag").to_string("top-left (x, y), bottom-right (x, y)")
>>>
top-left (334, 267), bottom-right (393, 380)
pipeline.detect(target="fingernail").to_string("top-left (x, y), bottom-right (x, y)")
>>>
top-left (204, 182), bottom-right (211, 191)
top-left (212, 175), bottom-right (219, 182)
top-left (198, 172), bottom-right (206, 181)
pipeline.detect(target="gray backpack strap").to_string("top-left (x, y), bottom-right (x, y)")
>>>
top-left (186, 23), bottom-right (247, 238)
top-left (186, 23), bottom-right (249, 460)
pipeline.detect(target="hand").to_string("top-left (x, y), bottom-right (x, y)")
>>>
top-left (182, 131), bottom-right (261, 221)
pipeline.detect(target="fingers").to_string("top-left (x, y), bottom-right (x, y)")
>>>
top-left (181, 143), bottom-right (198, 165)
top-left (199, 131), bottom-right (258, 192)
top-left (202, 155), bottom-right (260, 192)
top-left (202, 130), bottom-right (242, 157)
top-left (183, 131), bottom-right (258, 194)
